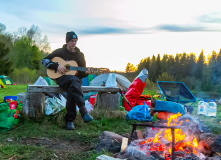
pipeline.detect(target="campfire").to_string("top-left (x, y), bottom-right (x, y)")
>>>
top-left (127, 112), bottom-right (205, 159)
top-left (96, 112), bottom-right (221, 160)
top-left (96, 112), bottom-right (220, 160)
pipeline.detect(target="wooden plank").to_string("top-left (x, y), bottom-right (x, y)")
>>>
top-left (97, 93), bottom-right (120, 109)
top-left (27, 85), bottom-right (119, 93)
top-left (120, 137), bottom-right (128, 152)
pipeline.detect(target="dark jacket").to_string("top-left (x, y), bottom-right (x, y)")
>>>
top-left (41, 44), bottom-right (88, 79)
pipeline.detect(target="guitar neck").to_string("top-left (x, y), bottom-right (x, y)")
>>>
top-left (70, 66), bottom-right (99, 72)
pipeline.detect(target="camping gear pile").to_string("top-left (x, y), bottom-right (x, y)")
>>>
top-left (122, 68), bottom-right (197, 122)
top-left (33, 76), bottom-right (97, 115)
top-left (0, 98), bottom-right (22, 131)
top-left (123, 68), bottom-right (149, 111)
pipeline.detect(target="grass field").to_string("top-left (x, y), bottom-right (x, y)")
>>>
top-left (0, 85), bottom-right (221, 159)
top-left (0, 85), bottom-right (27, 102)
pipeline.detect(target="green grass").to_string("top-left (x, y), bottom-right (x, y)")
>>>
top-left (0, 85), bottom-right (27, 102)
top-left (0, 85), bottom-right (132, 159)
top-left (0, 110), bottom-right (132, 159)
top-left (1, 85), bottom-right (221, 159)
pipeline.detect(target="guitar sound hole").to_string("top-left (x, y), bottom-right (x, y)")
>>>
top-left (65, 65), bottom-right (70, 71)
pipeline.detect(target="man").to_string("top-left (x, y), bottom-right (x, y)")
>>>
top-left (41, 31), bottom-right (93, 130)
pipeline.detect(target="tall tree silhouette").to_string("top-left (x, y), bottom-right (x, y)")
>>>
top-left (0, 41), bottom-right (13, 75)
top-left (216, 49), bottom-right (221, 83)
top-left (149, 55), bottom-right (157, 82)
top-left (156, 54), bottom-right (161, 78)
top-left (195, 50), bottom-right (205, 80)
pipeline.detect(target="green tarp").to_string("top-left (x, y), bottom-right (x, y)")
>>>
top-left (44, 77), bottom-right (57, 86)
top-left (0, 100), bottom-right (22, 131)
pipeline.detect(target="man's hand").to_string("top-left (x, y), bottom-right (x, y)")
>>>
top-left (86, 67), bottom-right (94, 74)
top-left (57, 65), bottom-right (67, 74)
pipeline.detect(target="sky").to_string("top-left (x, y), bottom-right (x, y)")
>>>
top-left (0, 0), bottom-right (221, 71)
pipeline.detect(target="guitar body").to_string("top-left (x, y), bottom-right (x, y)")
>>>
top-left (47, 57), bottom-right (78, 79)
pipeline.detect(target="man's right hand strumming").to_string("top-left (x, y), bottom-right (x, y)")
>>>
top-left (58, 65), bottom-right (67, 74)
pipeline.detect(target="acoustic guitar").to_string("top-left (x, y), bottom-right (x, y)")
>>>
top-left (47, 57), bottom-right (109, 79)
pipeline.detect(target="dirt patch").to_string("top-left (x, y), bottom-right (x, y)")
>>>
top-left (19, 137), bottom-right (92, 158)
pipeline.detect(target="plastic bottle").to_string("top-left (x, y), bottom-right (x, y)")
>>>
top-left (198, 99), bottom-right (205, 115)
top-left (202, 99), bottom-right (209, 115)
top-left (205, 99), bottom-right (217, 117)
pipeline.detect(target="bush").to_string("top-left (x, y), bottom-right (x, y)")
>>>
top-left (145, 79), bottom-right (157, 90)
top-left (9, 67), bottom-right (39, 84)
top-left (157, 72), bottom-right (175, 81)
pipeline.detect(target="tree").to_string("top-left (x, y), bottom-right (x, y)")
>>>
top-left (208, 50), bottom-right (217, 84)
top-left (170, 53), bottom-right (180, 79)
top-left (167, 55), bottom-right (175, 76)
top-left (156, 54), bottom-right (161, 78)
top-left (215, 49), bottom-right (221, 83)
top-left (0, 23), bottom-right (6, 33)
top-left (149, 55), bottom-right (157, 82)
top-left (137, 59), bottom-right (145, 73)
top-left (125, 63), bottom-right (136, 72)
top-left (0, 41), bottom-right (13, 75)
top-left (27, 25), bottom-right (41, 43)
top-left (136, 57), bottom-right (151, 73)
top-left (180, 52), bottom-right (187, 77)
top-left (9, 37), bottom-right (42, 70)
top-left (16, 25), bottom-right (50, 53)
top-left (161, 54), bottom-right (168, 73)
top-left (187, 53), bottom-right (197, 77)
top-left (195, 49), bottom-right (205, 80)
top-left (157, 72), bottom-right (175, 81)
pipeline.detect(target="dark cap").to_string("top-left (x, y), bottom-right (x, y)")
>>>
top-left (66, 31), bottom-right (78, 43)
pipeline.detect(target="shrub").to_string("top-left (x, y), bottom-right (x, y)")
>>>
top-left (157, 72), bottom-right (175, 81)
top-left (9, 67), bottom-right (39, 84)
top-left (145, 79), bottom-right (157, 90)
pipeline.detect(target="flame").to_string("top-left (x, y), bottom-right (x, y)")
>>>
top-left (153, 131), bottom-right (162, 144)
top-left (138, 112), bottom-right (199, 158)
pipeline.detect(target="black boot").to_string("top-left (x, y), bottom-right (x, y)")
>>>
top-left (66, 122), bottom-right (75, 130)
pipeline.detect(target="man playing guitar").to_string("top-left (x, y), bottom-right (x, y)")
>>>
top-left (41, 31), bottom-right (94, 130)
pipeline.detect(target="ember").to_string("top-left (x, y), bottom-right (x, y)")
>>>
top-left (131, 113), bottom-right (200, 159)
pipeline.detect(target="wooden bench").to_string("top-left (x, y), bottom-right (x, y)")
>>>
top-left (17, 85), bottom-right (120, 118)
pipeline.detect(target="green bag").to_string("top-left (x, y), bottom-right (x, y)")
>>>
top-left (0, 99), bottom-right (22, 131)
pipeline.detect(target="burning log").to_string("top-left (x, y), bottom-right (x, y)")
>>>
top-left (209, 135), bottom-right (221, 157)
top-left (96, 131), bottom-right (123, 153)
top-left (198, 133), bottom-right (219, 157)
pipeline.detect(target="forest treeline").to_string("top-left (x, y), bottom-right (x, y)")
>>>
top-left (1, 22), bottom-right (221, 92)
top-left (125, 48), bottom-right (221, 92)
top-left (0, 23), bottom-right (50, 83)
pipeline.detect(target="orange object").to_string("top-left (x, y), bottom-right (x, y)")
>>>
top-left (157, 112), bottom-right (174, 120)
top-left (137, 100), bottom-right (151, 107)
top-left (139, 94), bottom-right (151, 100)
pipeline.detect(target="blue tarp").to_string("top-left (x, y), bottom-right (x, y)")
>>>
top-left (154, 100), bottom-right (186, 115)
top-left (82, 74), bottom-right (96, 86)
top-left (125, 102), bottom-right (152, 121)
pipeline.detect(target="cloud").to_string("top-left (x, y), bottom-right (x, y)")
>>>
top-left (198, 12), bottom-right (221, 24)
top-left (156, 24), bottom-right (221, 32)
top-left (157, 25), bottom-right (205, 32)
top-left (78, 26), bottom-right (132, 34)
